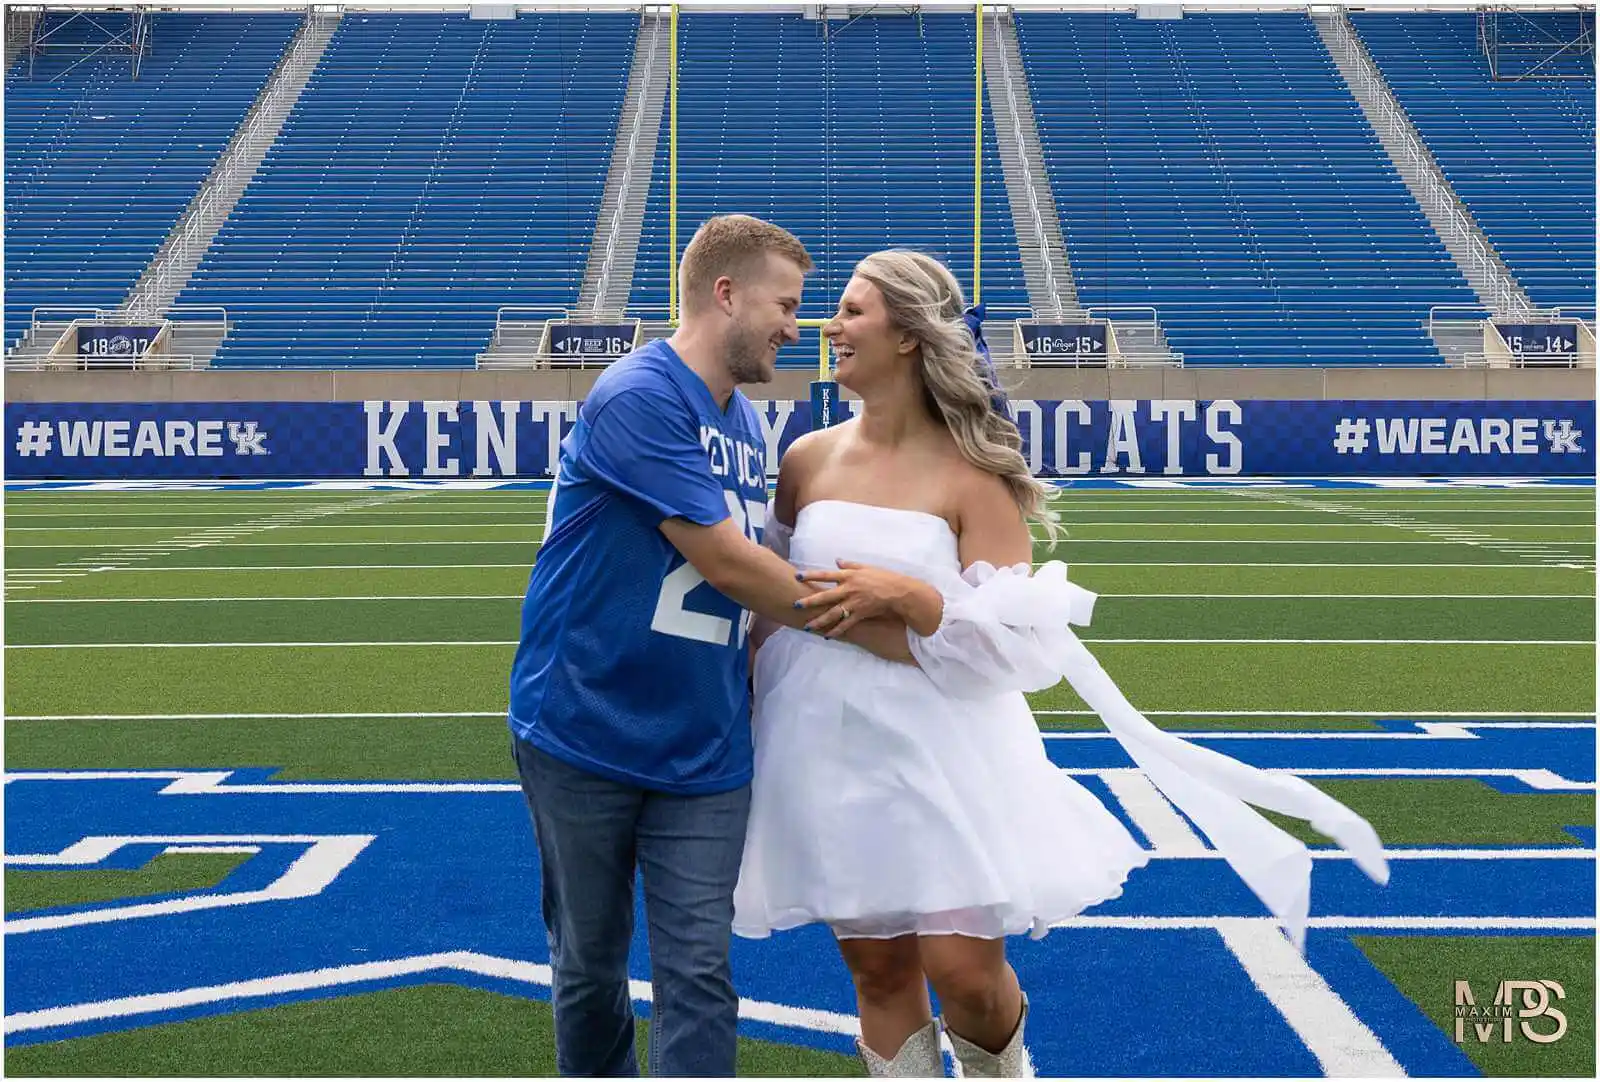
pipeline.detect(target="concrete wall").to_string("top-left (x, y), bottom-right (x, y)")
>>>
top-left (5, 365), bottom-right (1594, 403)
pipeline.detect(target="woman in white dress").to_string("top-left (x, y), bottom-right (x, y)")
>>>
top-left (733, 250), bottom-right (1389, 1077)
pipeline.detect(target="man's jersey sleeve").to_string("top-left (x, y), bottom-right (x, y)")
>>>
top-left (577, 386), bottom-right (731, 527)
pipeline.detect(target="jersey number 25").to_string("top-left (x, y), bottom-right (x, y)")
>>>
top-left (650, 492), bottom-right (766, 647)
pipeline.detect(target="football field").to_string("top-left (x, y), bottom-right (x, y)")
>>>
top-left (4, 479), bottom-right (1595, 1076)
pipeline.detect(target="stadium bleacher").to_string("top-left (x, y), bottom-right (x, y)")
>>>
top-left (178, 12), bottom-right (634, 368)
top-left (1015, 11), bottom-right (1480, 366)
top-left (630, 12), bottom-right (1029, 365)
top-left (5, 10), bottom-right (1591, 369)
top-left (3, 12), bottom-right (300, 352)
top-left (1354, 12), bottom-right (1596, 312)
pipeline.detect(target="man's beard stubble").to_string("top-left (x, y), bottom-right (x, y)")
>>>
top-left (726, 317), bottom-right (774, 385)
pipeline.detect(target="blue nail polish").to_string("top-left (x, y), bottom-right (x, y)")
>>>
top-left (792, 600), bottom-right (803, 609)
top-left (795, 571), bottom-right (804, 581)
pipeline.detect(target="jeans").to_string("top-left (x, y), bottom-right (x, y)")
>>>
top-left (513, 737), bottom-right (752, 1077)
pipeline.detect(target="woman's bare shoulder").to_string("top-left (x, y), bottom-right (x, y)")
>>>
top-left (945, 453), bottom-right (1026, 538)
top-left (775, 421), bottom-right (855, 522)
top-left (780, 419), bottom-right (853, 475)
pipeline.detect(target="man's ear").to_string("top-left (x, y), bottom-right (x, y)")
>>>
top-left (712, 275), bottom-right (736, 315)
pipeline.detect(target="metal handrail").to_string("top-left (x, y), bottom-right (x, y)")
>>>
top-left (593, 11), bottom-right (663, 316)
top-left (990, 9), bottom-right (1067, 319)
top-left (163, 304), bottom-right (230, 325)
top-left (29, 305), bottom-right (108, 330)
top-left (5, 354), bottom-right (214, 372)
top-left (124, 11), bottom-right (337, 319)
top-left (492, 306), bottom-right (571, 346)
top-left (1324, 11), bottom-right (1535, 319)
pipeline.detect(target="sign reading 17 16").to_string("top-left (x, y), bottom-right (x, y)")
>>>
top-left (548, 322), bottom-right (639, 360)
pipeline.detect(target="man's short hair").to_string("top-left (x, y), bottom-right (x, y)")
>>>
top-left (680, 215), bottom-right (813, 312)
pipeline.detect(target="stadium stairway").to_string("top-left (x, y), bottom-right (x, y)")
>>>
top-left (4, 12), bottom-right (302, 356)
top-left (984, 8), bottom-right (1182, 367)
top-left (1015, 11), bottom-right (1479, 367)
top-left (982, 9), bottom-right (1080, 319)
top-left (4, 9), bottom-right (37, 72)
top-left (1314, 8), bottom-right (1534, 322)
top-left (177, 12), bottom-right (635, 368)
top-left (1351, 11), bottom-right (1595, 314)
top-left (573, 10), bottom-right (671, 320)
top-left (121, 11), bottom-right (342, 328)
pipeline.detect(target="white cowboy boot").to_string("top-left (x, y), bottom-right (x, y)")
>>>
top-left (943, 996), bottom-right (1034, 1078)
top-left (856, 1019), bottom-right (945, 1077)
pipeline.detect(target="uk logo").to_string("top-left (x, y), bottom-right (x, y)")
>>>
top-left (1542, 420), bottom-right (1583, 454)
top-left (1, 771), bottom-right (859, 1050)
top-left (226, 422), bottom-right (268, 456)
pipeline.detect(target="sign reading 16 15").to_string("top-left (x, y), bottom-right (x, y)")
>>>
top-left (1020, 323), bottom-right (1107, 358)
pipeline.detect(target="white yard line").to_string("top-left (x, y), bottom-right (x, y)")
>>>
top-left (6, 522), bottom-right (546, 532)
top-left (1041, 722), bottom-right (1594, 739)
top-left (7, 638), bottom-right (1586, 650)
top-left (5, 641), bottom-right (522, 650)
top-left (8, 595), bottom-right (530, 604)
top-left (6, 710), bottom-right (1587, 726)
top-left (1230, 489), bottom-right (1596, 571)
top-left (7, 711), bottom-right (507, 721)
top-left (1215, 918), bottom-right (1405, 1076)
top-left (13, 592), bottom-right (1585, 604)
top-left (14, 538), bottom-right (1595, 551)
top-left (19, 561), bottom-right (1587, 574)
top-left (0, 950), bottom-right (861, 1040)
top-left (10, 519), bottom-right (1592, 532)
top-left (1033, 710), bottom-right (1593, 719)
top-left (1099, 771), bottom-right (1209, 855)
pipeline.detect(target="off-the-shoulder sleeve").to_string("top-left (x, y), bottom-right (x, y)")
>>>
top-left (908, 559), bottom-right (1389, 950)
top-left (908, 560), bottom-right (1094, 699)
top-left (762, 501), bottom-right (794, 561)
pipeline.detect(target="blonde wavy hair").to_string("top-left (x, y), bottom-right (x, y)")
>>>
top-left (853, 249), bottom-right (1060, 541)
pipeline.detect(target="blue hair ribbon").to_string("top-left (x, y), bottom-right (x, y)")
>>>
top-left (961, 303), bottom-right (1011, 420)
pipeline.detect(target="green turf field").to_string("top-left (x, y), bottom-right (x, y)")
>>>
top-left (4, 483), bottom-right (1595, 1076)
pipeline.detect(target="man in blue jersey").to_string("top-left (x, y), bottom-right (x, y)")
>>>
top-left (509, 215), bottom-right (910, 1077)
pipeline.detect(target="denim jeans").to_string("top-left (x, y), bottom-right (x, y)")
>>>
top-left (513, 737), bottom-right (752, 1077)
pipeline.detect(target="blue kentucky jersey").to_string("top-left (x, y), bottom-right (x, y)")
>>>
top-left (509, 339), bottom-right (769, 794)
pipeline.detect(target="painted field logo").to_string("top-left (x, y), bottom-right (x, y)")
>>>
top-left (1453, 980), bottom-right (1567, 1045)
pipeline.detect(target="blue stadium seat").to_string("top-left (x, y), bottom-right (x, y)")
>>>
top-left (3, 13), bottom-right (300, 351)
top-left (630, 13), bottom-right (1029, 367)
top-left (10, 10), bottom-right (1582, 370)
top-left (1016, 12), bottom-right (1478, 366)
top-left (179, 12), bottom-right (634, 368)
top-left (1354, 13), bottom-right (1595, 311)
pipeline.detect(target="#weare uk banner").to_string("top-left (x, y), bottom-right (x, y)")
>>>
top-left (5, 400), bottom-right (1592, 479)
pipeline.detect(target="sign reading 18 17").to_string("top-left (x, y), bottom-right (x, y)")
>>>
top-left (1019, 323), bottom-right (1107, 360)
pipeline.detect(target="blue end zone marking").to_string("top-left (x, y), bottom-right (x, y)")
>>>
top-left (1007, 928), bottom-right (1324, 1076)
top-left (1069, 774), bottom-right (1160, 846)
top-left (6, 736), bottom-right (1593, 1074)
top-left (1310, 932), bottom-right (1482, 1076)
top-left (1043, 726), bottom-right (1595, 782)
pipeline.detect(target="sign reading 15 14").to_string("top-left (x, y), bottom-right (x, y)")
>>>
top-left (1495, 323), bottom-right (1578, 354)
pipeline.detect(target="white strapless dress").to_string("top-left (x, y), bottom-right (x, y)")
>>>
top-left (732, 499), bottom-right (1389, 946)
